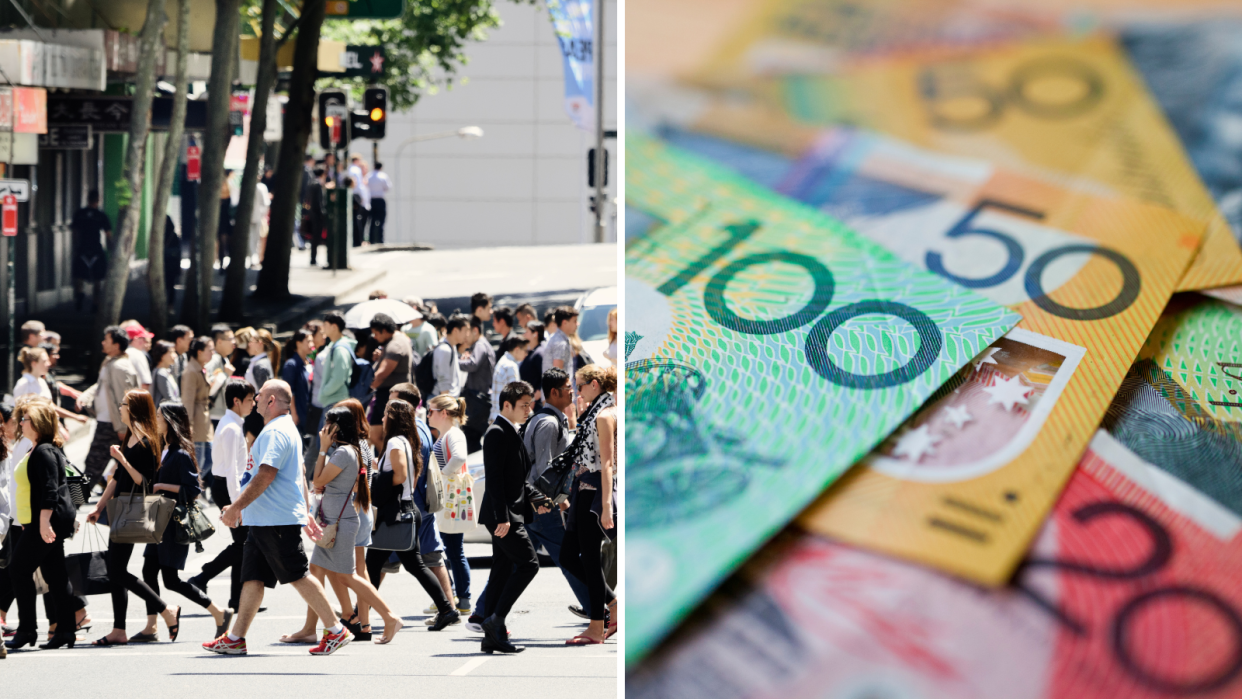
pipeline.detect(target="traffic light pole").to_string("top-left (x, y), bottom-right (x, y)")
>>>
top-left (592, 0), bottom-right (606, 244)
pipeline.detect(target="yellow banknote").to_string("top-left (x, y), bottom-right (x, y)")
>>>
top-left (774, 136), bottom-right (1205, 586)
top-left (717, 37), bottom-right (1242, 292)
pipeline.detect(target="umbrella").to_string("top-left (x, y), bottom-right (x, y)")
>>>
top-left (344, 299), bottom-right (421, 328)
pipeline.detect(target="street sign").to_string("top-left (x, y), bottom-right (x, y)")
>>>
top-left (38, 125), bottom-right (91, 149)
top-left (0, 179), bottom-right (30, 202)
top-left (186, 145), bottom-right (201, 181)
top-left (50, 95), bottom-right (209, 133)
top-left (325, 0), bottom-right (403, 19)
top-left (338, 46), bottom-right (386, 78)
top-left (2, 195), bottom-right (17, 236)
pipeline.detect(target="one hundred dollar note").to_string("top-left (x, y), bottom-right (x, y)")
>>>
top-left (624, 135), bottom-right (1021, 664)
top-left (632, 92), bottom-right (1204, 584)
top-left (628, 295), bottom-right (1242, 699)
top-left (725, 37), bottom-right (1242, 292)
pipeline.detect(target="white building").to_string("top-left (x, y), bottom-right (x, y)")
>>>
top-left (366, 0), bottom-right (617, 248)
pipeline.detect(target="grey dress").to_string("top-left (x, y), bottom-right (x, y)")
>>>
top-left (310, 444), bottom-right (361, 574)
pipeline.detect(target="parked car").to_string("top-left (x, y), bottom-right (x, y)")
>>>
top-left (575, 286), bottom-right (617, 366)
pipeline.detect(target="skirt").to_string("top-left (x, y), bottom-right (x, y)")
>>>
top-left (355, 506), bottom-right (373, 548)
top-left (310, 510), bottom-right (360, 574)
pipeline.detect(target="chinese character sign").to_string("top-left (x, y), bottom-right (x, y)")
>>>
top-left (545, 0), bottom-right (594, 131)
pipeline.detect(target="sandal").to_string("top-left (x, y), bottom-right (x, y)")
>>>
top-left (566, 633), bottom-right (605, 646)
top-left (90, 637), bottom-right (129, 647)
top-left (356, 624), bottom-right (372, 642)
top-left (166, 606), bottom-right (182, 643)
top-left (128, 632), bottom-right (159, 643)
top-left (340, 615), bottom-right (362, 636)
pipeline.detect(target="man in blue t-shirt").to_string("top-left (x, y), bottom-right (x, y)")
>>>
top-left (205, 380), bottom-right (353, 657)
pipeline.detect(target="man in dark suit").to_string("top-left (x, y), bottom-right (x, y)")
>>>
top-left (478, 380), bottom-right (550, 654)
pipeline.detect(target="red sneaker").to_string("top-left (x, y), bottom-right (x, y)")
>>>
top-left (203, 635), bottom-right (247, 655)
top-left (309, 628), bottom-right (353, 656)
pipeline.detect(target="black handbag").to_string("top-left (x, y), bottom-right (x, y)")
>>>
top-left (172, 493), bottom-right (216, 553)
top-left (0, 521), bottom-right (14, 570)
top-left (370, 508), bottom-right (416, 551)
top-left (65, 526), bottom-right (110, 596)
top-left (534, 449), bottom-right (576, 506)
top-left (65, 460), bottom-right (89, 508)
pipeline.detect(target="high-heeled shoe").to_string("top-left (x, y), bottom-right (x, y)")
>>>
top-left (40, 631), bottom-right (76, 650)
top-left (5, 629), bottom-right (38, 650)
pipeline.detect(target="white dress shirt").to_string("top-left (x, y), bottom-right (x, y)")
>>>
top-left (211, 409), bottom-right (248, 502)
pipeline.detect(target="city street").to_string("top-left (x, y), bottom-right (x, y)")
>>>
top-left (1, 427), bottom-right (618, 693)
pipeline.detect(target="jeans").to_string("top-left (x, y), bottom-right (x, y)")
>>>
top-left (440, 532), bottom-right (471, 605)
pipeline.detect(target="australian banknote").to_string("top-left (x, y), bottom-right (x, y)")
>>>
top-left (624, 135), bottom-right (1021, 663)
top-left (628, 294), bottom-right (1242, 699)
top-left (630, 95), bottom-right (1203, 583)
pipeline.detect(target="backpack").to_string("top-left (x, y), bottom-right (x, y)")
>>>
top-left (413, 346), bottom-right (437, 399)
top-left (348, 355), bottom-right (375, 403)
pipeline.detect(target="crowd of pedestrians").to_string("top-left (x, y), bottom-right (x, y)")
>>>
top-left (0, 292), bottom-right (617, 659)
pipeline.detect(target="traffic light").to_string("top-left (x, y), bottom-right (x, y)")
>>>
top-left (588, 147), bottom-right (609, 187)
top-left (349, 110), bottom-right (373, 140)
top-left (318, 89), bottom-right (347, 150)
top-left (363, 86), bottom-right (388, 139)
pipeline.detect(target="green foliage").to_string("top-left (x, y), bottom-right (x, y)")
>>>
top-left (319, 0), bottom-right (538, 111)
top-left (114, 178), bottom-right (134, 209)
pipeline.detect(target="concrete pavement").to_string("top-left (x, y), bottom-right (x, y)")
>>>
top-left (2, 424), bottom-right (618, 695)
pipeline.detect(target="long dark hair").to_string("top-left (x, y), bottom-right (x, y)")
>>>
top-left (284, 328), bottom-right (311, 366)
top-left (158, 401), bottom-right (199, 476)
top-left (337, 398), bottom-right (370, 451)
top-left (382, 399), bottom-right (423, 482)
top-left (124, 389), bottom-right (162, 461)
top-left (324, 405), bottom-right (371, 510)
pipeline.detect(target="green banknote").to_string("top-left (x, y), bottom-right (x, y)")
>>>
top-left (624, 135), bottom-right (1022, 664)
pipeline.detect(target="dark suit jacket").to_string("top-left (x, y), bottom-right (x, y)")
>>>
top-left (26, 443), bottom-right (78, 538)
top-left (479, 416), bottom-right (545, 528)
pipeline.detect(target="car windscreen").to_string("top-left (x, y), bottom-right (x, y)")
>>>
top-left (578, 304), bottom-right (615, 341)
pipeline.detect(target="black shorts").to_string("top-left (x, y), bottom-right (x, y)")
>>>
top-left (242, 525), bottom-right (310, 588)
top-left (367, 387), bottom-right (391, 425)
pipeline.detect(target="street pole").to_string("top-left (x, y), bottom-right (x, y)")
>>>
top-left (592, 0), bottom-right (606, 244)
top-left (6, 132), bottom-right (13, 392)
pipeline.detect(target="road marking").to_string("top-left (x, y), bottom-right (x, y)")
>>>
top-left (449, 657), bottom-right (490, 676)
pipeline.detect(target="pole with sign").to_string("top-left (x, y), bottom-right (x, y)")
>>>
top-left (0, 179), bottom-right (26, 390)
top-left (186, 142), bottom-right (201, 181)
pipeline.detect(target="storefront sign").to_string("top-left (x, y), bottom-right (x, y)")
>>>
top-left (38, 124), bottom-right (90, 149)
top-left (12, 88), bottom-right (46, 134)
top-left (338, 46), bottom-right (385, 78)
top-left (49, 95), bottom-right (208, 132)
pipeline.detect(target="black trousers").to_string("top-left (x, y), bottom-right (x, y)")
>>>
top-left (368, 199), bottom-right (386, 244)
top-left (107, 542), bottom-right (167, 631)
top-left (364, 510), bottom-right (449, 611)
top-left (143, 552), bottom-right (212, 611)
top-left (482, 521), bottom-right (539, 622)
top-left (0, 525), bottom-right (85, 627)
top-left (194, 478), bottom-right (246, 609)
top-left (352, 207), bottom-right (369, 247)
top-left (10, 525), bottom-right (74, 633)
top-left (559, 489), bottom-right (616, 621)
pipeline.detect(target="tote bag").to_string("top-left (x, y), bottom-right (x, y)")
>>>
top-left (437, 439), bottom-right (476, 535)
top-left (106, 483), bottom-right (175, 545)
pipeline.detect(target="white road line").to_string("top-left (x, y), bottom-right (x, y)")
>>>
top-left (449, 657), bottom-right (490, 675)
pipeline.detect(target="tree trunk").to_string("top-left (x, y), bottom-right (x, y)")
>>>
top-left (147, 0), bottom-right (191, 339)
top-left (195, 0), bottom-right (242, 331)
top-left (256, 0), bottom-right (325, 301)
top-left (95, 0), bottom-right (167, 334)
top-left (221, 0), bottom-right (279, 320)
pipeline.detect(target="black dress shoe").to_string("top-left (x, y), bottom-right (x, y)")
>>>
top-left (40, 631), bottom-right (76, 649)
top-left (429, 607), bottom-right (460, 632)
top-left (480, 615), bottom-right (524, 654)
top-left (5, 629), bottom-right (38, 649)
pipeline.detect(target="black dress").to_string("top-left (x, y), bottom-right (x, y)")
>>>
top-left (144, 449), bottom-right (201, 570)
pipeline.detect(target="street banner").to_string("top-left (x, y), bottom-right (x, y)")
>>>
top-left (545, 0), bottom-right (594, 131)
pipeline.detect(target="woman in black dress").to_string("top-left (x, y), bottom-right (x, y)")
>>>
top-left (86, 390), bottom-right (179, 646)
top-left (144, 402), bottom-right (233, 640)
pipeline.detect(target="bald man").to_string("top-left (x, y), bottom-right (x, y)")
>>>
top-left (207, 380), bottom-right (351, 656)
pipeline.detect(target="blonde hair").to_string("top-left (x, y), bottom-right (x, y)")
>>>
top-left (427, 395), bottom-right (468, 426)
top-left (576, 364), bottom-right (617, 394)
top-left (22, 399), bottom-right (63, 447)
top-left (18, 346), bottom-right (47, 373)
top-left (234, 326), bottom-right (256, 348)
top-left (607, 308), bottom-right (617, 346)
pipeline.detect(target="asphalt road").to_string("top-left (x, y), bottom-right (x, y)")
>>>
top-left (2, 427), bottom-right (618, 695)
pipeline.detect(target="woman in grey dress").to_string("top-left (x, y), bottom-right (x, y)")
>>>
top-left (297, 406), bottom-right (404, 644)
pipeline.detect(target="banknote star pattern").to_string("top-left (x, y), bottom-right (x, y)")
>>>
top-left (893, 425), bottom-right (941, 462)
top-left (972, 347), bottom-right (1001, 372)
top-left (942, 404), bottom-right (974, 429)
top-left (983, 374), bottom-right (1033, 412)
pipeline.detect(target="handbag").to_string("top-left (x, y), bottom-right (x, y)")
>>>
top-left (106, 481), bottom-right (175, 545)
top-left (65, 526), bottom-right (110, 596)
top-left (535, 449), bottom-right (576, 506)
top-left (439, 465), bottom-right (477, 535)
top-left (425, 440), bottom-right (448, 514)
top-left (65, 460), bottom-right (89, 509)
top-left (314, 447), bottom-right (359, 550)
top-left (172, 491), bottom-right (216, 553)
top-left (370, 504), bottom-right (416, 551)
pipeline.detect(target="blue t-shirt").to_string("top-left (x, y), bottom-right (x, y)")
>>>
top-left (239, 414), bottom-right (308, 526)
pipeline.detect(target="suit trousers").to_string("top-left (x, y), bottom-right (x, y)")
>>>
top-left (368, 198), bottom-right (386, 244)
top-left (482, 521), bottom-right (539, 622)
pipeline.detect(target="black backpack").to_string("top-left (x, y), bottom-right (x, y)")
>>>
top-left (414, 347), bottom-right (437, 399)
